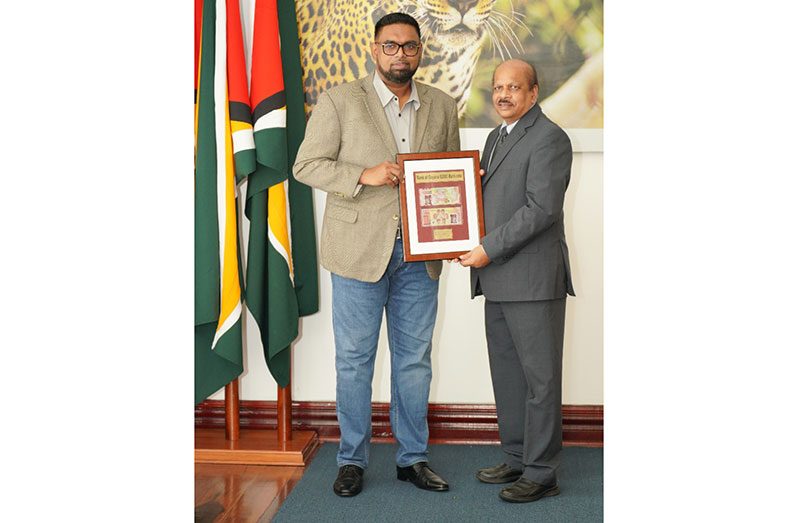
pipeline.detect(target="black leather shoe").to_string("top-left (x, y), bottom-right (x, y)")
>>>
top-left (499, 478), bottom-right (560, 503)
top-left (476, 463), bottom-right (523, 484)
top-left (396, 462), bottom-right (449, 491)
top-left (333, 465), bottom-right (364, 497)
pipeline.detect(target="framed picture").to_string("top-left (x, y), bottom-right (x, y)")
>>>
top-left (397, 150), bottom-right (485, 262)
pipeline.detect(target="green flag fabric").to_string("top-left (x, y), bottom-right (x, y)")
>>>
top-left (279, 0), bottom-right (319, 321)
top-left (194, 0), bottom-right (245, 404)
top-left (245, 0), bottom-right (319, 387)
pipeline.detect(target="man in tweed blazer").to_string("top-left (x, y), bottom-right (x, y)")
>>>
top-left (293, 13), bottom-right (460, 498)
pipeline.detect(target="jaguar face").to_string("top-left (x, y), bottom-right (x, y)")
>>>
top-left (408, 0), bottom-right (496, 50)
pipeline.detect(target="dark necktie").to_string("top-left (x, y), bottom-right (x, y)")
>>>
top-left (488, 127), bottom-right (509, 171)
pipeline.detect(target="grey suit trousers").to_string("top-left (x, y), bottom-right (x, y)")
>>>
top-left (485, 297), bottom-right (566, 485)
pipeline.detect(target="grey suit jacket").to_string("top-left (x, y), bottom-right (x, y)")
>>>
top-left (294, 75), bottom-right (460, 283)
top-left (471, 104), bottom-right (575, 301)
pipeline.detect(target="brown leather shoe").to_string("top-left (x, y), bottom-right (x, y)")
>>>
top-left (476, 463), bottom-right (523, 484)
top-left (333, 465), bottom-right (364, 497)
top-left (499, 478), bottom-right (560, 503)
top-left (396, 462), bottom-right (449, 491)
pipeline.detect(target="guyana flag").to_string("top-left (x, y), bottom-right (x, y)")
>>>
top-left (194, 0), bottom-right (254, 404)
top-left (245, 0), bottom-right (319, 387)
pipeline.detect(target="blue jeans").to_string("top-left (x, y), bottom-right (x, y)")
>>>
top-left (331, 239), bottom-right (439, 469)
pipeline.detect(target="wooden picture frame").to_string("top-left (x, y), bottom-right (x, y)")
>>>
top-left (397, 150), bottom-right (485, 262)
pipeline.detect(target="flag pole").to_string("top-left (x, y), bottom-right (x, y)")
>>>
top-left (278, 347), bottom-right (293, 442)
top-left (224, 378), bottom-right (240, 441)
top-left (278, 385), bottom-right (292, 441)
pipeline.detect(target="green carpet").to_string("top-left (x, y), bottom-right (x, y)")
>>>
top-left (274, 443), bottom-right (603, 522)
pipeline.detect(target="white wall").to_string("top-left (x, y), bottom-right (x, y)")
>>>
top-left (212, 129), bottom-right (603, 405)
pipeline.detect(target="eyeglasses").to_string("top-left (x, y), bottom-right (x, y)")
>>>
top-left (376, 41), bottom-right (421, 57)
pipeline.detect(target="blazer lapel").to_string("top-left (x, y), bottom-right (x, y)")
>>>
top-left (362, 78), bottom-right (399, 157)
top-left (483, 104), bottom-right (542, 185)
top-left (481, 127), bottom-right (500, 185)
top-left (412, 83), bottom-right (430, 153)
top-left (486, 128), bottom-right (524, 176)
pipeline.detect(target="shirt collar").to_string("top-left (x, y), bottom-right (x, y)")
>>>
top-left (373, 72), bottom-right (420, 109)
top-left (501, 121), bottom-right (518, 135)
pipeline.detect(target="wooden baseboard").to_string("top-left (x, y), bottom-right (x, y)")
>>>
top-left (195, 401), bottom-right (602, 447)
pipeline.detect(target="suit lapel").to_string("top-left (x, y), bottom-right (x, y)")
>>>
top-left (412, 83), bottom-right (430, 153)
top-left (483, 104), bottom-right (542, 186)
top-left (480, 127), bottom-right (500, 185)
top-left (362, 77), bottom-right (399, 156)
top-left (486, 128), bottom-right (524, 177)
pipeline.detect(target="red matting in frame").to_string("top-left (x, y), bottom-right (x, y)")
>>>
top-left (397, 150), bottom-right (485, 262)
top-left (414, 169), bottom-right (469, 242)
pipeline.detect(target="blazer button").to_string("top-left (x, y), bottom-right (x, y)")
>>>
top-left (392, 214), bottom-right (399, 220)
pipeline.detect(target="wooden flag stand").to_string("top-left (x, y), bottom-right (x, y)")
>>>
top-left (195, 350), bottom-right (320, 466)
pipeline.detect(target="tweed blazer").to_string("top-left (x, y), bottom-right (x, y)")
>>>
top-left (471, 104), bottom-right (576, 301)
top-left (294, 75), bottom-right (460, 282)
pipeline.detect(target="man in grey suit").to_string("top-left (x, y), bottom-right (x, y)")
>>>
top-left (294, 13), bottom-right (460, 498)
top-left (457, 59), bottom-right (575, 503)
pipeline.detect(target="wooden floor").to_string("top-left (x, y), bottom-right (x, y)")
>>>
top-left (195, 462), bottom-right (306, 522)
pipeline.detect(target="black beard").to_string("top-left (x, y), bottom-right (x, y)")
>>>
top-left (378, 62), bottom-right (417, 84)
